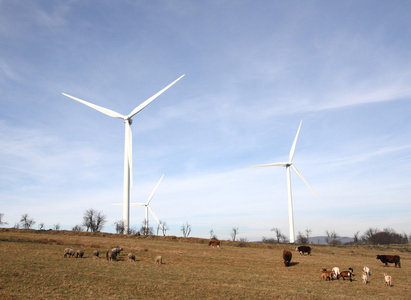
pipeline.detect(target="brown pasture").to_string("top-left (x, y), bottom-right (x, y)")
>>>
top-left (0, 228), bottom-right (410, 299)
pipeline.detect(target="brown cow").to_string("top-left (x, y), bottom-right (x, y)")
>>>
top-left (376, 255), bottom-right (401, 268)
top-left (283, 250), bottom-right (292, 267)
top-left (208, 240), bottom-right (220, 248)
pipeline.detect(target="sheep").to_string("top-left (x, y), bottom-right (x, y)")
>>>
top-left (93, 250), bottom-right (99, 258)
top-left (106, 250), bottom-right (117, 261)
top-left (321, 269), bottom-right (334, 281)
top-left (384, 273), bottom-right (392, 287)
top-left (154, 255), bottom-right (162, 264)
top-left (128, 253), bottom-right (136, 262)
top-left (282, 250), bottom-right (292, 267)
top-left (340, 268), bottom-right (354, 281)
top-left (332, 267), bottom-right (340, 279)
top-left (75, 250), bottom-right (84, 258)
top-left (363, 266), bottom-right (371, 276)
top-left (111, 247), bottom-right (123, 255)
top-left (362, 271), bottom-right (368, 284)
top-left (64, 248), bottom-right (75, 258)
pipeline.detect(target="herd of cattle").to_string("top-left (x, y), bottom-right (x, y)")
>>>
top-left (63, 247), bottom-right (163, 264)
top-left (64, 242), bottom-right (401, 288)
top-left (283, 246), bottom-right (401, 287)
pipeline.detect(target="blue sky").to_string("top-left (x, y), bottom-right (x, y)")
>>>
top-left (1, 0), bottom-right (410, 241)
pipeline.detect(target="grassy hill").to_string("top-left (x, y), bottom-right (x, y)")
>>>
top-left (0, 228), bottom-right (410, 299)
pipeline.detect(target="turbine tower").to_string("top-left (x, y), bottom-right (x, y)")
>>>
top-left (130, 174), bottom-right (164, 235)
top-left (251, 120), bottom-right (321, 243)
top-left (62, 75), bottom-right (184, 234)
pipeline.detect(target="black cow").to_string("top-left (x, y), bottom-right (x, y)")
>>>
top-left (376, 255), bottom-right (401, 268)
top-left (295, 246), bottom-right (311, 255)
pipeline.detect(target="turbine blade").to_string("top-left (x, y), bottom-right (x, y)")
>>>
top-left (148, 206), bottom-right (162, 227)
top-left (291, 165), bottom-right (322, 201)
top-left (289, 120), bottom-right (303, 162)
top-left (251, 162), bottom-right (288, 168)
top-left (147, 174), bottom-right (164, 204)
top-left (130, 203), bottom-right (146, 206)
top-left (127, 74), bottom-right (185, 119)
top-left (112, 203), bottom-right (123, 206)
top-left (62, 93), bottom-right (125, 119)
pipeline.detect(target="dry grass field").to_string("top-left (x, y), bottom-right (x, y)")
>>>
top-left (1, 228), bottom-right (410, 299)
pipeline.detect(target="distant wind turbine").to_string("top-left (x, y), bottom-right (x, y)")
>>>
top-left (62, 75), bottom-right (184, 234)
top-left (130, 174), bottom-right (165, 235)
top-left (251, 120), bottom-right (321, 243)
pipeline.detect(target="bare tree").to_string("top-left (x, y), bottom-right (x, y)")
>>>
top-left (38, 223), bottom-right (45, 230)
top-left (305, 228), bottom-right (312, 244)
top-left (210, 229), bottom-right (218, 239)
top-left (53, 223), bottom-right (61, 231)
top-left (0, 213), bottom-right (8, 227)
top-left (181, 222), bottom-right (191, 237)
top-left (230, 227), bottom-right (239, 241)
top-left (114, 220), bottom-right (125, 234)
top-left (161, 221), bottom-right (169, 236)
top-left (353, 231), bottom-right (360, 245)
top-left (271, 227), bottom-right (286, 243)
top-left (139, 219), bottom-right (153, 235)
top-left (297, 231), bottom-right (308, 244)
top-left (72, 224), bottom-right (84, 231)
top-left (82, 209), bottom-right (107, 232)
top-left (325, 230), bottom-right (340, 245)
top-left (20, 213), bottom-right (35, 229)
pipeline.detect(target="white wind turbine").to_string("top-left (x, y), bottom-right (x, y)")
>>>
top-left (130, 174), bottom-right (165, 235)
top-left (251, 120), bottom-right (321, 243)
top-left (62, 75), bottom-right (184, 234)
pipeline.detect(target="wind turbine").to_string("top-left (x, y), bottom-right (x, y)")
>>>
top-left (130, 174), bottom-right (165, 235)
top-left (62, 75), bottom-right (184, 234)
top-left (251, 120), bottom-right (321, 243)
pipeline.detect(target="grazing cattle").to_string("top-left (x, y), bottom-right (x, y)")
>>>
top-left (376, 255), bottom-right (401, 268)
top-left (295, 246), bottom-right (311, 256)
top-left (340, 268), bottom-right (354, 282)
top-left (208, 240), bottom-right (221, 248)
top-left (93, 250), bottom-right (99, 258)
top-left (155, 255), bottom-right (162, 264)
top-left (321, 269), bottom-right (334, 281)
top-left (362, 271), bottom-right (368, 284)
top-left (282, 250), bottom-right (292, 267)
top-left (106, 250), bottom-right (117, 261)
top-left (332, 267), bottom-right (340, 279)
top-left (75, 250), bottom-right (84, 258)
top-left (64, 248), bottom-right (75, 258)
top-left (363, 266), bottom-right (371, 276)
top-left (384, 273), bottom-right (392, 287)
top-left (128, 253), bottom-right (136, 262)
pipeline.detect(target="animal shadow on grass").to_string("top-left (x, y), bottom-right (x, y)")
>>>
top-left (288, 262), bottom-right (299, 267)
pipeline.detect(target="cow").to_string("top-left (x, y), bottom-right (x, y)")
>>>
top-left (376, 255), bottom-right (401, 268)
top-left (208, 240), bottom-right (220, 248)
top-left (283, 250), bottom-right (292, 267)
top-left (321, 269), bottom-right (334, 281)
top-left (295, 246), bottom-right (311, 256)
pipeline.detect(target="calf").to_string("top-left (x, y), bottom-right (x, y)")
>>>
top-left (376, 255), bottom-right (401, 268)
top-left (295, 246), bottom-right (311, 256)
top-left (332, 267), bottom-right (340, 279)
top-left (339, 268), bottom-right (354, 282)
top-left (384, 273), bottom-right (392, 287)
top-left (321, 269), bottom-right (334, 281)
top-left (282, 250), bottom-right (292, 267)
top-left (362, 271), bottom-right (368, 284)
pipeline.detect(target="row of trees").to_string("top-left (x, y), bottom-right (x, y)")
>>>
top-left (262, 226), bottom-right (409, 245)
top-left (2, 212), bottom-right (409, 245)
